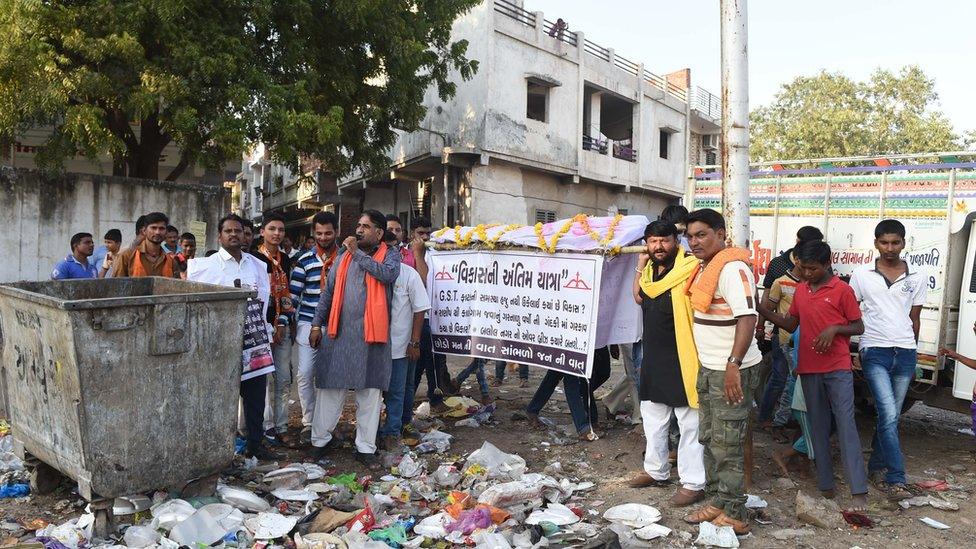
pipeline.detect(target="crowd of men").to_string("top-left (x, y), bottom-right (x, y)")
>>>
top-left (50, 204), bottom-right (935, 535)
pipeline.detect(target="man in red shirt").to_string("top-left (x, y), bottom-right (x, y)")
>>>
top-left (761, 240), bottom-right (868, 512)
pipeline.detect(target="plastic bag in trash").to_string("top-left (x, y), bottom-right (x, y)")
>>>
top-left (198, 503), bottom-right (245, 532)
top-left (342, 531), bottom-right (392, 549)
top-left (368, 522), bottom-right (408, 546)
top-left (526, 503), bottom-right (580, 526)
top-left (413, 512), bottom-right (452, 539)
top-left (35, 516), bottom-right (92, 549)
top-left (445, 507), bottom-right (492, 535)
top-left (419, 430), bottom-right (453, 453)
top-left (633, 523), bottom-right (671, 541)
top-left (602, 503), bottom-right (662, 528)
top-left (695, 521), bottom-right (740, 548)
top-left (264, 466), bottom-right (309, 490)
top-left (397, 454), bottom-right (425, 478)
top-left (296, 532), bottom-right (347, 549)
top-left (217, 485), bottom-right (272, 513)
top-left (272, 487), bottom-right (320, 502)
top-left (245, 512), bottom-right (299, 540)
top-left (464, 441), bottom-right (527, 481)
top-left (477, 480), bottom-right (545, 508)
top-left (123, 525), bottom-right (161, 548)
top-left (431, 465), bottom-right (463, 488)
top-left (472, 531), bottom-right (512, 549)
top-left (325, 473), bottom-right (363, 493)
top-left (169, 508), bottom-right (227, 547)
top-left (455, 418), bottom-right (480, 428)
top-left (0, 483), bottom-right (29, 498)
top-left (150, 499), bottom-right (197, 530)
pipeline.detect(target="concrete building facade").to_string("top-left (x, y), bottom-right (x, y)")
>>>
top-left (236, 0), bottom-right (723, 236)
top-left (342, 0), bottom-right (723, 229)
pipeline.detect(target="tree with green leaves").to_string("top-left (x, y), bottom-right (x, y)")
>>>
top-left (0, 0), bottom-right (479, 181)
top-left (750, 66), bottom-right (963, 162)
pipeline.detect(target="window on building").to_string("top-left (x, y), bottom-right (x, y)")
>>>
top-left (527, 81), bottom-right (549, 122)
top-left (659, 130), bottom-right (671, 159)
top-left (535, 209), bottom-right (557, 224)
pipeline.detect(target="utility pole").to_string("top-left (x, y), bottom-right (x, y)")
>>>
top-left (720, 0), bottom-right (750, 247)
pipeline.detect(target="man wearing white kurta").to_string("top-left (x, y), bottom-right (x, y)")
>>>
top-left (627, 221), bottom-right (706, 508)
top-left (187, 214), bottom-right (276, 461)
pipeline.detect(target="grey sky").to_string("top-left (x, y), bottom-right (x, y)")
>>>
top-left (526, 0), bottom-right (975, 140)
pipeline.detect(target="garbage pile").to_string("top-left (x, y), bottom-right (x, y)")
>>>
top-left (1, 406), bottom-right (684, 548)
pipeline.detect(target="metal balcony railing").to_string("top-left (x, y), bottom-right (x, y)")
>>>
top-left (492, 0), bottom-right (701, 105)
top-left (582, 134), bottom-right (608, 154)
top-left (494, 0), bottom-right (535, 27)
top-left (612, 140), bottom-right (637, 163)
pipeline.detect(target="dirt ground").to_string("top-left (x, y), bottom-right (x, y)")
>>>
top-left (3, 356), bottom-right (974, 548)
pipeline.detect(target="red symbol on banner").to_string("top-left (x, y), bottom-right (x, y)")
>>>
top-left (564, 271), bottom-right (592, 290)
top-left (434, 266), bottom-right (454, 280)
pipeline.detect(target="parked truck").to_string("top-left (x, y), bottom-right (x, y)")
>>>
top-left (692, 152), bottom-right (976, 414)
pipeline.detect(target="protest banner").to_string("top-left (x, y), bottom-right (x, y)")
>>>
top-left (241, 299), bottom-right (275, 381)
top-left (428, 250), bottom-right (603, 377)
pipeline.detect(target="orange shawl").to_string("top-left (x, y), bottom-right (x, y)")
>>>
top-left (328, 243), bottom-right (390, 343)
top-left (132, 249), bottom-right (174, 278)
top-left (685, 247), bottom-right (752, 313)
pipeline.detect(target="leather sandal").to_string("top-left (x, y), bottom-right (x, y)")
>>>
top-left (682, 504), bottom-right (723, 524)
top-left (670, 487), bottom-right (706, 507)
top-left (712, 512), bottom-right (751, 535)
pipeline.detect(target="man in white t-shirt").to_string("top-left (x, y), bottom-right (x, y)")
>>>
top-left (849, 219), bottom-right (926, 501)
top-left (378, 231), bottom-right (431, 450)
top-left (682, 209), bottom-right (762, 536)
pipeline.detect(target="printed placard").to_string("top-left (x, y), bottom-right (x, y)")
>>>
top-left (428, 250), bottom-right (603, 377)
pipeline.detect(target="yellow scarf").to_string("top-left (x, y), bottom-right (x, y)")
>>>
top-left (639, 247), bottom-right (701, 408)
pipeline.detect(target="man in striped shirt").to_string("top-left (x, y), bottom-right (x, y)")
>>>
top-left (289, 211), bottom-right (340, 440)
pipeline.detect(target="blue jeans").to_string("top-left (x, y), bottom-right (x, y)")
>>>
top-left (861, 346), bottom-right (917, 485)
top-left (457, 358), bottom-right (491, 396)
top-left (494, 361), bottom-right (528, 381)
top-left (525, 347), bottom-right (612, 434)
top-left (631, 341), bottom-right (642, 386)
top-left (381, 357), bottom-right (411, 436)
top-left (415, 320), bottom-right (445, 406)
top-left (758, 339), bottom-right (788, 422)
top-left (401, 359), bottom-right (418, 428)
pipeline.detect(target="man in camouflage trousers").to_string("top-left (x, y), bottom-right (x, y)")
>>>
top-left (681, 209), bottom-right (764, 535)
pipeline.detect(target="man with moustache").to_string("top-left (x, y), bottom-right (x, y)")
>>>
top-left (627, 221), bottom-right (706, 508)
top-left (113, 212), bottom-right (177, 277)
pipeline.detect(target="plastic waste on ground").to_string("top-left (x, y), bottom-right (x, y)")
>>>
top-left (632, 523), bottom-right (671, 541)
top-left (122, 525), bottom-right (161, 548)
top-left (472, 530), bottom-right (513, 549)
top-left (296, 532), bottom-right (347, 549)
top-left (413, 513), bottom-right (452, 539)
top-left (695, 521), bottom-right (740, 548)
top-left (0, 435), bottom-right (24, 472)
top-left (368, 522), bottom-right (408, 546)
top-left (264, 466), bottom-right (309, 490)
top-left (920, 516), bottom-right (950, 530)
top-left (168, 508), bottom-right (227, 546)
top-left (744, 494), bottom-right (767, 509)
top-left (217, 484), bottom-right (272, 512)
top-left (464, 441), bottom-right (527, 481)
top-left (397, 454), bottom-right (425, 478)
top-left (0, 483), bottom-right (30, 498)
top-left (198, 503), bottom-right (245, 532)
top-left (325, 473), bottom-right (363, 493)
top-left (34, 515), bottom-right (93, 549)
top-left (602, 504), bottom-right (662, 528)
top-left (525, 503), bottom-right (581, 526)
top-left (113, 494), bottom-right (152, 516)
top-left (445, 506), bottom-right (493, 535)
top-left (245, 511), bottom-right (299, 539)
top-left (150, 499), bottom-right (197, 530)
top-left (417, 430), bottom-right (453, 453)
top-left (272, 487), bottom-right (321, 502)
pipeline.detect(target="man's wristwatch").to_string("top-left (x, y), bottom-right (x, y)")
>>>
top-left (408, 340), bottom-right (420, 348)
top-left (727, 356), bottom-right (743, 366)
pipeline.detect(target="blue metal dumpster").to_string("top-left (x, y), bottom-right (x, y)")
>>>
top-left (0, 277), bottom-right (253, 500)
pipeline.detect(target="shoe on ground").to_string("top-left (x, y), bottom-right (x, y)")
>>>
top-left (310, 440), bottom-right (334, 462)
top-left (263, 429), bottom-right (284, 447)
top-left (429, 401), bottom-right (451, 416)
top-left (670, 487), bottom-right (706, 507)
top-left (490, 377), bottom-right (504, 387)
top-left (300, 425), bottom-right (312, 443)
top-left (378, 435), bottom-right (401, 452)
top-left (868, 469), bottom-right (887, 490)
top-left (518, 379), bottom-right (528, 388)
top-left (627, 472), bottom-right (672, 488)
top-left (244, 443), bottom-right (278, 462)
top-left (355, 451), bottom-right (380, 467)
top-left (711, 512), bottom-right (751, 535)
top-left (683, 504), bottom-right (723, 524)
top-left (480, 393), bottom-right (494, 405)
top-left (886, 483), bottom-right (913, 502)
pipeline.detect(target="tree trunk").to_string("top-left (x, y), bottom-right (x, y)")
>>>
top-left (126, 110), bottom-right (170, 180)
top-left (165, 150), bottom-right (192, 181)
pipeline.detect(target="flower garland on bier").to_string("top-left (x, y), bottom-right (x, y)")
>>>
top-left (429, 213), bottom-right (646, 255)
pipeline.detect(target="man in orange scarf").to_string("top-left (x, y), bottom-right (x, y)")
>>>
top-left (682, 209), bottom-right (763, 536)
top-left (113, 211), bottom-right (177, 278)
top-left (309, 210), bottom-right (401, 465)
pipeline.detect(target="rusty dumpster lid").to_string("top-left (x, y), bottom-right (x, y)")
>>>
top-left (0, 277), bottom-right (256, 310)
